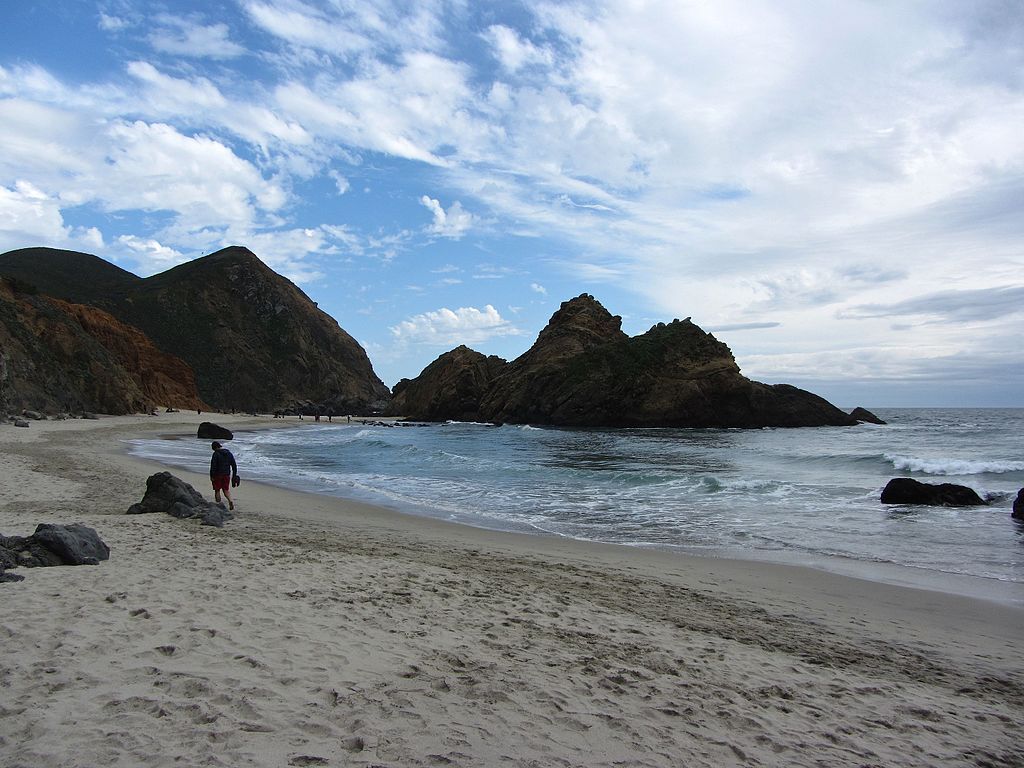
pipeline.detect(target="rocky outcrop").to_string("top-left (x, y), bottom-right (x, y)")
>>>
top-left (0, 246), bottom-right (391, 414)
top-left (0, 278), bottom-right (152, 414)
top-left (51, 299), bottom-right (206, 411)
top-left (0, 523), bottom-right (110, 571)
top-left (1013, 489), bottom-right (1024, 521)
top-left (127, 471), bottom-right (234, 527)
top-left (197, 422), bottom-right (233, 440)
top-left (880, 478), bottom-right (988, 507)
top-left (850, 407), bottom-right (886, 425)
top-left (388, 346), bottom-right (507, 421)
top-left (397, 294), bottom-right (856, 428)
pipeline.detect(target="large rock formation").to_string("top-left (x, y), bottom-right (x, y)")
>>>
top-left (393, 294), bottom-right (857, 428)
top-left (0, 277), bottom-right (154, 414)
top-left (0, 246), bottom-right (390, 414)
top-left (389, 346), bottom-right (507, 422)
top-left (51, 299), bottom-right (205, 411)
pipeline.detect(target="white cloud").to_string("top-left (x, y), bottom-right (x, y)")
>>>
top-left (390, 305), bottom-right (520, 345)
top-left (243, 1), bottom-right (372, 57)
top-left (484, 25), bottom-right (553, 72)
top-left (0, 181), bottom-right (103, 253)
top-left (115, 235), bottom-right (187, 273)
top-left (126, 61), bottom-right (228, 110)
top-left (99, 120), bottom-right (285, 229)
top-left (530, 282), bottom-right (547, 295)
top-left (329, 170), bottom-right (350, 195)
top-left (98, 14), bottom-right (129, 32)
top-left (419, 195), bottom-right (475, 238)
top-left (243, 0), bottom-right (446, 58)
top-left (149, 17), bottom-right (246, 59)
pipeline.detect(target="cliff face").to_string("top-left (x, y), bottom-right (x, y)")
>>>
top-left (51, 299), bottom-right (206, 411)
top-left (0, 246), bottom-right (390, 414)
top-left (0, 279), bottom-right (152, 414)
top-left (397, 294), bottom-right (856, 428)
top-left (107, 247), bottom-right (390, 412)
top-left (388, 346), bottom-right (507, 422)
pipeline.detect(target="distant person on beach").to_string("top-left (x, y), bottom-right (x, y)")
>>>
top-left (209, 441), bottom-right (238, 510)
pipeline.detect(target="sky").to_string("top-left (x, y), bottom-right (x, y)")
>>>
top-left (1, 1), bottom-right (1022, 407)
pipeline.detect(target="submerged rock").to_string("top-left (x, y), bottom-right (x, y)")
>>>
top-left (880, 478), bottom-right (987, 507)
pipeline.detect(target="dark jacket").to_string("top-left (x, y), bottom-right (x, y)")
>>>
top-left (210, 448), bottom-right (237, 478)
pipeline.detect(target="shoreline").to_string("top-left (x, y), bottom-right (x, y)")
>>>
top-left (127, 415), bottom-right (1023, 608)
top-left (2, 412), bottom-right (1022, 766)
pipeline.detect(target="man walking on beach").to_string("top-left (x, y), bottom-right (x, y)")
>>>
top-left (210, 441), bottom-right (238, 510)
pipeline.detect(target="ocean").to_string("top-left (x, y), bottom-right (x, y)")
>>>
top-left (128, 408), bottom-right (1024, 602)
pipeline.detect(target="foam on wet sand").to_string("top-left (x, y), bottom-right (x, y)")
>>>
top-left (1, 412), bottom-right (1021, 767)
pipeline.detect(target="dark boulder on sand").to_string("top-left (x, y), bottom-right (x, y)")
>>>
top-left (1013, 489), bottom-right (1024, 521)
top-left (0, 563), bottom-right (25, 582)
top-left (0, 523), bottom-right (110, 572)
top-left (128, 471), bottom-right (234, 527)
top-left (197, 421), bottom-right (233, 440)
top-left (849, 407), bottom-right (886, 425)
top-left (880, 478), bottom-right (987, 507)
top-left (31, 523), bottom-right (111, 565)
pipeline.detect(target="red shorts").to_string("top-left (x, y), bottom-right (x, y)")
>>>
top-left (211, 475), bottom-right (231, 492)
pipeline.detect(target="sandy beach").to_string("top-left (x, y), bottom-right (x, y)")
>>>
top-left (1, 413), bottom-right (1021, 767)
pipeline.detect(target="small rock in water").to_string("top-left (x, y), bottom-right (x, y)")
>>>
top-left (849, 407), bottom-right (886, 425)
top-left (880, 477), bottom-right (987, 507)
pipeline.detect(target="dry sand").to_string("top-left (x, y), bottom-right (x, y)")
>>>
top-left (1, 412), bottom-right (1021, 767)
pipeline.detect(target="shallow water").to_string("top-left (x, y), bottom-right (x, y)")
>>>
top-left (129, 408), bottom-right (1024, 598)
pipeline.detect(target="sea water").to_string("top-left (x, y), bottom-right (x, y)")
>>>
top-left (128, 408), bottom-right (1024, 600)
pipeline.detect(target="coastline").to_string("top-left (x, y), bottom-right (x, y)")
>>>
top-left (2, 412), bottom-right (1022, 766)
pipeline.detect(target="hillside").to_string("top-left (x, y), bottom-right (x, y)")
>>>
top-left (0, 278), bottom-right (159, 414)
top-left (0, 246), bottom-right (390, 414)
top-left (0, 247), bottom-right (141, 306)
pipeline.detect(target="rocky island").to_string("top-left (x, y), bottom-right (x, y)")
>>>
top-left (390, 294), bottom-right (862, 428)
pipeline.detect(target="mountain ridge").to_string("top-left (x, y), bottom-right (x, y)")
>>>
top-left (0, 246), bottom-right (389, 414)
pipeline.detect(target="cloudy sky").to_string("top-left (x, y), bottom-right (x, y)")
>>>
top-left (1, 1), bottom-right (1021, 406)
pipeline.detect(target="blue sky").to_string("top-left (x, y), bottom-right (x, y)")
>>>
top-left (1, 1), bottom-right (1022, 406)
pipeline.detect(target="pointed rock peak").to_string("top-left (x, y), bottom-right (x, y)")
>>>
top-left (548, 293), bottom-right (616, 323)
top-left (509, 293), bottom-right (627, 367)
top-left (537, 294), bottom-right (625, 343)
top-left (206, 245), bottom-right (260, 263)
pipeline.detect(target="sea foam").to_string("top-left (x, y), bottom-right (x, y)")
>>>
top-left (885, 454), bottom-right (1024, 475)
